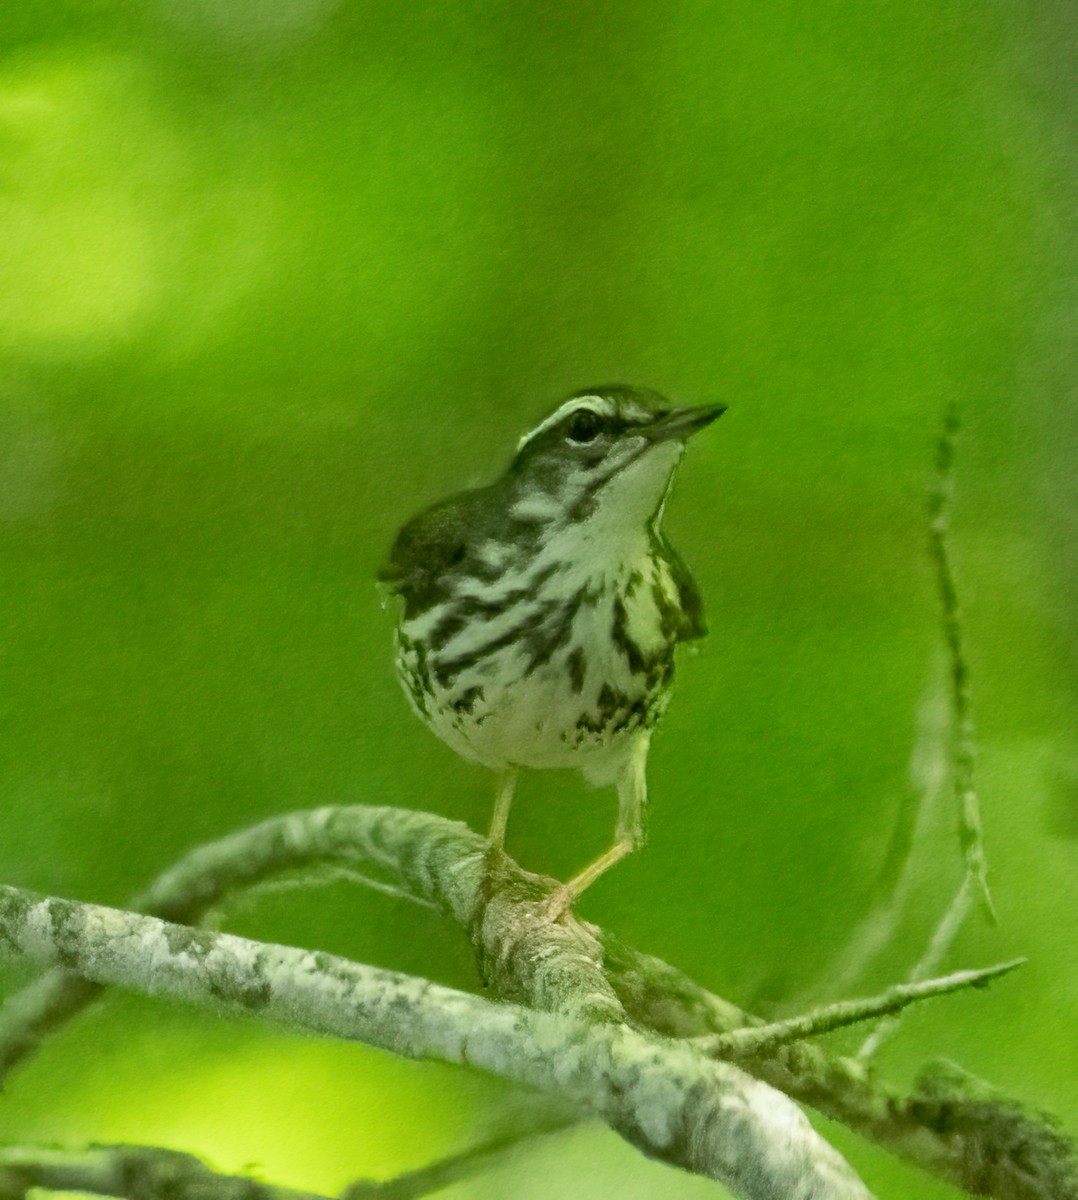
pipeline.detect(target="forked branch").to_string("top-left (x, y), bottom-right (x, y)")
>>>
top-left (0, 879), bottom-right (871, 1200)
top-left (1, 806), bottom-right (1074, 1199)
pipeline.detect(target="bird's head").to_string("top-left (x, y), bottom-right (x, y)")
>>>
top-left (506, 386), bottom-right (724, 534)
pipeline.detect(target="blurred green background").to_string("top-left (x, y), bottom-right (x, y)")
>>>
top-left (1, 1), bottom-right (1075, 1196)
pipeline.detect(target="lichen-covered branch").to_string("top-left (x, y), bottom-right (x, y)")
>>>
top-left (0, 1145), bottom-right (329, 1200)
top-left (603, 936), bottom-right (1078, 1200)
top-left (0, 807), bottom-right (618, 1084)
top-left (2, 805), bottom-right (1074, 1199)
top-left (0, 1122), bottom-right (578, 1200)
top-left (0, 969), bottom-right (101, 1086)
top-left (0, 882), bottom-right (872, 1200)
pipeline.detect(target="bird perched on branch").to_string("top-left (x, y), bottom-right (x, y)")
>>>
top-left (381, 385), bottom-right (723, 917)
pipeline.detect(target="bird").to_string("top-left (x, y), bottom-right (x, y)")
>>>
top-left (380, 385), bottom-right (723, 917)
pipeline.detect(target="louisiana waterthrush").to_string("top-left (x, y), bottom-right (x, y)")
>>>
top-left (381, 385), bottom-right (723, 916)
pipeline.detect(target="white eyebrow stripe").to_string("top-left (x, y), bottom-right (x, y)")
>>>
top-left (516, 394), bottom-right (615, 452)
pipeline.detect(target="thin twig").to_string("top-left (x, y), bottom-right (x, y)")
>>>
top-left (699, 959), bottom-right (1024, 1057)
top-left (207, 865), bottom-right (439, 928)
top-left (856, 407), bottom-right (999, 1063)
top-left (799, 668), bottom-right (951, 1002)
top-left (858, 874), bottom-right (977, 1059)
top-left (344, 1109), bottom-right (577, 1198)
top-left (928, 403), bottom-right (995, 923)
top-left (0, 808), bottom-right (502, 1085)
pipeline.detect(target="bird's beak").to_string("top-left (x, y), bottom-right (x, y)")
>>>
top-left (643, 404), bottom-right (727, 443)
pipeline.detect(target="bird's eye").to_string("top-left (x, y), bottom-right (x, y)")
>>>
top-left (566, 409), bottom-right (604, 444)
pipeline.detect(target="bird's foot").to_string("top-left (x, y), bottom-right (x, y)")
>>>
top-left (538, 839), bottom-right (634, 921)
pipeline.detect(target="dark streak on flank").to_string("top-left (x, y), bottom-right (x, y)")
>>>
top-left (566, 646), bottom-right (586, 693)
top-left (397, 632), bottom-right (433, 717)
top-left (612, 696), bottom-right (651, 734)
top-left (597, 684), bottom-right (621, 716)
top-left (427, 562), bottom-right (560, 651)
top-left (450, 686), bottom-right (483, 715)
top-left (641, 654), bottom-right (676, 693)
top-left (432, 609), bottom-right (544, 687)
top-left (433, 580), bottom-right (578, 686)
top-left (524, 585), bottom-right (589, 675)
top-left (611, 597), bottom-right (648, 676)
top-left (575, 682), bottom-right (655, 738)
top-left (659, 534), bottom-right (707, 642)
top-left (652, 578), bottom-right (681, 642)
top-left (430, 560), bottom-right (581, 686)
top-left (575, 710), bottom-right (603, 734)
